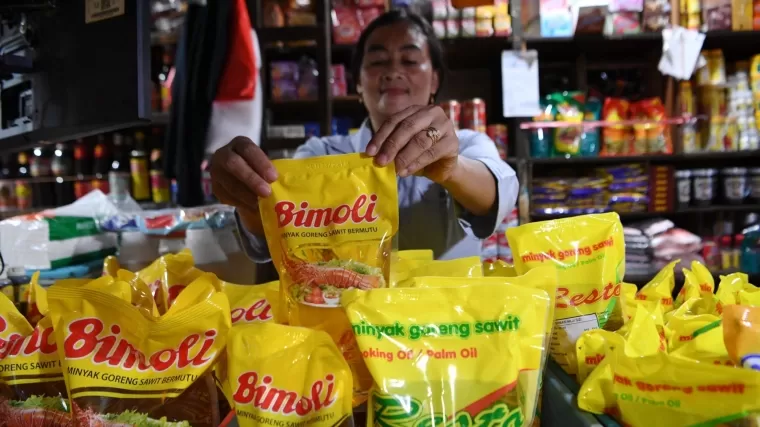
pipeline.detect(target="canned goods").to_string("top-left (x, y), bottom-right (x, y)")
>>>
top-left (487, 124), bottom-right (508, 160)
top-left (439, 100), bottom-right (461, 129)
top-left (461, 98), bottom-right (487, 133)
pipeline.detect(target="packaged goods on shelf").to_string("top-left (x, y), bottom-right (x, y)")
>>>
top-left (332, 0), bottom-right (383, 44)
top-left (432, 0), bottom-right (511, 38)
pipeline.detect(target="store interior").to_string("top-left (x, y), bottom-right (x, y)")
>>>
top-left (0, 0), bottom-right (759, 426)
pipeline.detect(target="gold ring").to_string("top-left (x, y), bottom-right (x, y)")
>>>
top-left (425, 126), bottom-right (441, 145)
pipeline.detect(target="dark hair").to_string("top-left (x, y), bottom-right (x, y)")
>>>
top-left (351, 9), bottom-right (446, 98)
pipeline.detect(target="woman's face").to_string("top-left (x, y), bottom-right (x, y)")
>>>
top-left (358, 22), bottom-right (439, 124)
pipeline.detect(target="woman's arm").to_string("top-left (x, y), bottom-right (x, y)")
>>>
top-left (441, 156), bottom-right (498, 216)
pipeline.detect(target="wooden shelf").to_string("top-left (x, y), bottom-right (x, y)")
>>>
top-left (258, 26), bottom-right (322, 43)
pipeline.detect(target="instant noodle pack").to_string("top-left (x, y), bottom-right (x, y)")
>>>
top-left (2, 152), bottom-right (760, 426)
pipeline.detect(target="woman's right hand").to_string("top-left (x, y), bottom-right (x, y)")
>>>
top-left (210, 137), bottom-right (278, 231)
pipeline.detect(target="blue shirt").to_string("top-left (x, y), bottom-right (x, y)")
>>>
top-left (238, 120), bottom-right (518, 261)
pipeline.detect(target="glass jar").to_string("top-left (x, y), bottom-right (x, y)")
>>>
top-left (675, 170), bottom-right (692, 209)
top-left (721, 167), bottom-right (748, 204)
top-left (692, 168), bottom-right (717, 206)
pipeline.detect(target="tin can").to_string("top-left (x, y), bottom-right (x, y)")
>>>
top-left (439, 100), bottom-right (461, 129)
top-left (487, 124), bottom-right (508, 160)
top-left (462, 98), bottom-right (487, 133)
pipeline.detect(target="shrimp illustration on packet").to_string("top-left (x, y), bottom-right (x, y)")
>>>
top-left (258, 153), bottom-right (399, 404)
top-left (507, 212), bottom-right (625, 374)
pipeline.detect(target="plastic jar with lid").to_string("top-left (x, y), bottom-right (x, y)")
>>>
top-left (692, 169), bottom-right (717, 206)
top-left (675, 170), bottom-right (692, 209)
top-left (721, 167), bottom-right (748, 204)
top-left (749, 168), bottom-right (760, 202)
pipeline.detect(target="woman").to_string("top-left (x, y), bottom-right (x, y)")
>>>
top-left (211, 9), bottom-right (518, 261)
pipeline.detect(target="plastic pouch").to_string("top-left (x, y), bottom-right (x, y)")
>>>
top-left (665, 306), bottom-right (721, 352)
top-left (0, 296), bottom-right (70, 426)
top-left (670, 319), bottom-right (733, 366)
top-left (47, 283), bottom-right (231, 426)
top-left (576, 329), bottom-right (626, 384)
top-left (635, 259), bottom-right (679, 314)
top-left (723, 305), bottom-right (760, 370)
top-left (343, 283), bottom-right (551, 427)
top-left (612, 351), bottom-right (760, 427)
top-left (103, 255), bottom-right (121, 277)
top-left (674, 261), bottom-right (715, 308)
top-left (396, 256), bottom-right (483, 287)
top-left (258, 153), bottom-right (399, 405)
top-left (716, 272), bottom-right (752, 314)
top-left (137, 249), bottom-right (203, 314)
top-left (483, 259), bottom-right (517, 277)
top-left (507, 212), bottom-right (625, 374)
top-left (221, 323), bottom-right (354, 427)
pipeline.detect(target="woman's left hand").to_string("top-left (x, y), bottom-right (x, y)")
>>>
top-left (366, 105), bottom-right (459, 184)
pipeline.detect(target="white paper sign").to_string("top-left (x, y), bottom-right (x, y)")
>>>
top-left (501, 50), bottom-right (541, 118)
top-left (658, 26), bottom-right (705, 80)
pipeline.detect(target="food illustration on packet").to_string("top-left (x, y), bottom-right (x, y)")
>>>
top-left (282, 249), bottom-right (385, 307)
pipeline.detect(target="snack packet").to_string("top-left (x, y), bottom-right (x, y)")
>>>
top-left (611, 351), bottom-right (760, 426)
top-left (396, 256), bottom-right (483, 287)
top-left (137, 249), bottom-right (203, 313)
top-left (258, 153), bottom-right (399, 404)
top-left (47, 283), bottom-right (231, 426)
top-left (674, 261), bottom-right (714, 308)
top-left (343, 283), bottom-right (551, 427)
top-left (723, 305), bottom-right (760, 370)
top-left (635, 259), bottom-right (679, 314)
top-left (222, 323), bottom-right (354, 426)
top-left (0, 295), bottom-right (70, 426)
top-left (507, 212), bottom-right (625, 374)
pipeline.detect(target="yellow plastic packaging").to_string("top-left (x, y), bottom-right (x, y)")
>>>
top-left (189, 274), bottom-right (281, 325)
top-left (103, 255), bottom-right (121, 277)
top-left (635, 260), bottom-right (679, 314)
top-left (671, 319), bottom-right (733, 366)
top-left (343, 283), bottom-right (551, 427)
top-left (396, 249), bottom-right (433, 261)
top-left (223, 323), bottom-right (354, 426)
top-left (137, 249), bottom-right (203, 313)
top-left (618, 282), bottom-right (639, 322)
top-left (483, 259), bottom-right (517, 277)
top-left (0, 293), bottom-right (69, 424)
top-left (258, 153), bottom-right (399, 404)
top-left (577, 303), bottom-right (666, 415)
top-left (47, 282), bottom-right (231, 426)
top-left (396, 256), bottom-right (483, 287)
top-left (576, 329), bottom-right (625, 384)
top-left (715, 272), bottom-right (752, 314)
top-left (404, 267), bottom-right (557, 427)
top-left (723, 305), bottom-right (760, 370)
top-left (665, 305), bottom-right (721, 352)
top-left (674, 261), bottom-right (714, 308)
top-left (612, 351), bottom-right (760, 426)
top-left (507, 212), bottom-right (625, 374)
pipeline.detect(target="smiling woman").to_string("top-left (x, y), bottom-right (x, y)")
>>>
top-left (210, 9), bottom-right (519, 260)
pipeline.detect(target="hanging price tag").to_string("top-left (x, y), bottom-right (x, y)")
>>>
top-left (501, 50), bottom-right (541, 118)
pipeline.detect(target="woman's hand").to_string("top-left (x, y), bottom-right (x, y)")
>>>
top-left (210, 137), bottom-right (278, 233)
top-left (366, 105), bottom-right (459, 184)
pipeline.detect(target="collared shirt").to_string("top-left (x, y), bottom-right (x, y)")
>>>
top-left (237, 120), bottom-right (518, 261)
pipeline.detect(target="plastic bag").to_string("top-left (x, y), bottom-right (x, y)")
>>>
top-left (635, 259), bottom-right (679, 314)
top-left (222, 323), bottom-right (354, 426)
top-left (396, 256), bottom-right (483, 287)
top-left (507, 212), bottom-right (625, 374)
top-left (723, 305), bottom-right (760, 370)
top-left (136, 249), bottom-right (203, 314)
top-left (47, 281), bottom-right (231, 426)
top-left (258, 153), bottom-right (399, 404)
top-left (343, 282), bottom-right (551, 427)
top-left (674, 261), bottom-right (715, 308)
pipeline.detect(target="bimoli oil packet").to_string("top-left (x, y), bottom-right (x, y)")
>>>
top-left (611, 351), bottom-right (760, 427)
top-left (674, 261), bottom-right (715, 308)
top-left (222, 323), bottom-right (353, 426)
top-left (635, 260), bottom-right (679, 314)
top-left (137, 249), bottom-right (203, 314)
top-left (258, 153), bottom-right (399, 404)
top-left (343, 283), bottom-right (551, 427)
top-left (188, 274), bottom-right (280, 325)
top-left (47, 283), bottom-right (231, 426)
top-left (723, 305), bottom-right (760, 370)
top-left (0, 295), bottom-right (70, 426)
top-left (507, 212), bottom-right (625, 374)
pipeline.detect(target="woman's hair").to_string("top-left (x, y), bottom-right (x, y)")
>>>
top-left (351, 9), bottom-right (446, 98)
